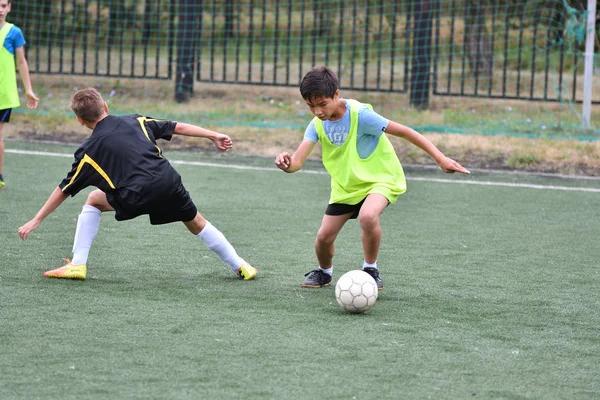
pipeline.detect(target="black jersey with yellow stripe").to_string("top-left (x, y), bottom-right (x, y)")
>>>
top-left (59, 115), bottom-right (180, 204)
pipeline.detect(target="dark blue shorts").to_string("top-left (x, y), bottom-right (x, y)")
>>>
top-left (0, 109), bottom-right (12, 123)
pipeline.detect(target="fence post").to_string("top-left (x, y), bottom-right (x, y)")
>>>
top-left (582, 0), bottom-right (597, 128)
top-left (175, 0), bottom-right (198, 103)
top-left (410, 0), bottom-right (433, 109)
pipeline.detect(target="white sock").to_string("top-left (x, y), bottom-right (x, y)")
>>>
top-left (362, 260), bottom-right (378, 270)
top-left (319, 266), bottom-right (333, 276)
top-left (197, 221), bottom-right (245, 272)
top-left (71, 205), bottom-right (102, 265)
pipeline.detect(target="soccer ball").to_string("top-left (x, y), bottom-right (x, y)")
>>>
top-left (335, 270), bottom-right (378, 313)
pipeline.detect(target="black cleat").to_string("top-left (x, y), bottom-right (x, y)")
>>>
top-left (363, 267), bottom-right (383, 290)
top-left (301, 269), bottom-right (332, 288)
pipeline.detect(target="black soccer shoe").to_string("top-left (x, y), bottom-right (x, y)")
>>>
top-left (301, 269), bottom-right (332, 288)
top-left (363, 267), bottom-right (383, 291)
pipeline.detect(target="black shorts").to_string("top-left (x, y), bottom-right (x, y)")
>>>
top-left (325, 199), bottom-right (367, 220)
top-left (0, 109), bottom-right (12, 123)
top-left (106, 183), bottom-right (198, 225)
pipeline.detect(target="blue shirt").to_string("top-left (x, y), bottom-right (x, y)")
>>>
top-left (3, 24), bottom-right (26, 55)
top-left (303, 99), bottom-right (390, 159)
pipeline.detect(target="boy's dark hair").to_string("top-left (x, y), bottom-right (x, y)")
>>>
top-left (300, 66), bottom-right (339, 101)
top-left (70, 88), bottom-right (105, 123)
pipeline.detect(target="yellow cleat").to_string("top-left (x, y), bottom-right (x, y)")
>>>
top-left (44, 259), bottom-right (87, 280)
top-left (237, 264), bottom-right (257, 280)
top-left (0, 180), bottom-right (5, 190)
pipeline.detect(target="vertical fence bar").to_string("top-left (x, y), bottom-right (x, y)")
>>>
top-left (312, 1), bottom-right (318, 67)
top-left (543, 10), bottom-right (552, 100)
top-left (129, 5), bottom-right (138, 77)
top-left (460, 1), bottom-right (468, 95)
top-left (572, 51), bottom-right (578, 102)
top-left (350, 0), bottom-right (357, 87)
top-left (530, 0), bottom-right (540, 99)
top-left (299, 1), bottom-right (305, 82)
top-left (501, 2), bottom-right (510, 98)
top-left (581, 0), bottom-right (597, 127)
top-left (404, 1), bottom-right (412, 92)
top-left (516, 5), bottom-right (526, 98)
top-left (33, 0), bottom-right (40, 71)
top-left (260, 0), bottom-right (267, 83)
top-left (323, 0), bottom-right (331, 67)
top-left (489, 1), bottom-right (497, 96)
top-left (83, 0), bottom-right (89, 74)
top-left (410, 0), bottom-right (433, 108)
top-left (248, 0), bottom-right (254, 82)
top-left (376, 0), bottom-right (384, 90)
top-left (432, 0), bottom-right (440, 94)
top-left (195, 1), bottom-right (203, 81)
top-left (58, 0), bottom-right (65, 73)
top-left (210, 2), bottom-right (216, 80)
top-left (389, 0), bottom-right (397, 91)
top-left (337, 1), bottom-right (344, 84)
top-left (285, 1), bottom-right (292, 84)
top-left (273, 0), bottom-right (280, 83)
top-left (235, 0), bottom-right (242, 82)
top-left (447, 0), bottom-right (456, 94)
top-left (70, 0), bottom-right (76, 73)
top-left (558, 32), bottom-right (565, 102)
top-left (223, 1), bottom-right (230, 81)
top-left (94, 2), bottom-right (100, 74)
top-left (167, 0), bottom-right (175, 79)
top-left (154, 1), bottom-right (161, 78)
top-left (363, 3), bottom-right (370, 89)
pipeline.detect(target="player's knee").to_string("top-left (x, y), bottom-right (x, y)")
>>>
top-left (84, 190), bottom-right (110, 210)
top-left (358, 211), bottom-right (380, 231)
top-left (316, 229), bottom-right (336, 246)
top-left (184, 212), bottom-right (205, 235)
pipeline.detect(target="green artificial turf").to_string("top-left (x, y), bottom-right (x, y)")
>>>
top-left (1, 142), bottom-right (599, 399)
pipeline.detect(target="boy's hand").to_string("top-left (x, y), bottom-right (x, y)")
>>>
top-left (26, 91), bottom-right (39, 109)
top-left (275, 152), bottom-right (292, 170)
top-left (438, 157), bottom-right (470, 174)
top-left (18, 219), bottom-right (41, 240)
top-left (212, 134), bottom-right (233, 152)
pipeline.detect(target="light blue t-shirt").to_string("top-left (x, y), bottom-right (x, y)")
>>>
top-left (303, 99), bottom-right (389, 159)
top-left (3, 24), bottom-right (26, 55)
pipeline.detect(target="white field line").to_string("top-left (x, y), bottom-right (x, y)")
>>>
top-left (7, 149), bottom-right (600, 193)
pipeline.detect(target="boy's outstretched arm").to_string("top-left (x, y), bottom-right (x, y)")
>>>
top-left (173, 122), bottom-right (233, 152)
top-left (385, 121), bottom-right (470, 174)
top-left (275, 140), bottom-right (315, 173)
top-left (18, 187), bottom-right (70, 240)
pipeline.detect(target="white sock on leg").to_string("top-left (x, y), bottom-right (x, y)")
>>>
top-left (319, 266), bottom-right (333, 276)
top-left (197, 221), bottom-right (245, 272)
top-left (71, 205), bottom-right (102, 265)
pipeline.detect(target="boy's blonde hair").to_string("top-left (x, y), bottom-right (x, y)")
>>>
top-left (70, 88), bottom-right (105, 123)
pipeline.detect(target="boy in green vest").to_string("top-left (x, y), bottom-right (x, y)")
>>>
top-left (275, 66), bottom-right (470, 290)
top-left (0, 0), bottom-right (39, 189)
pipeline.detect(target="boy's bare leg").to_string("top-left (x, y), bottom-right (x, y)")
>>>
top-left (358, 193), bottom-right (389, 264)
top-left (0, 123), bottom-right (5, 179)
top-left (315, 213), bottom-right (352, 269)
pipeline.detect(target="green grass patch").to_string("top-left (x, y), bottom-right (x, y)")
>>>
top-left (1, 142), bottom-right (599, 399)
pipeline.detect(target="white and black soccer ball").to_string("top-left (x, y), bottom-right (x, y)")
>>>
top-left (335, 270), bottom-right (378, 313)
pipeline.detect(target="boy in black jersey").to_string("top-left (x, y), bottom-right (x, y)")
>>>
top-left (17, 87), bottom-right (257, 281)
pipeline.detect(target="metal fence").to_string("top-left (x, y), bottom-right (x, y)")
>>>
top-left (14, 0), bottom-right (598, 105)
